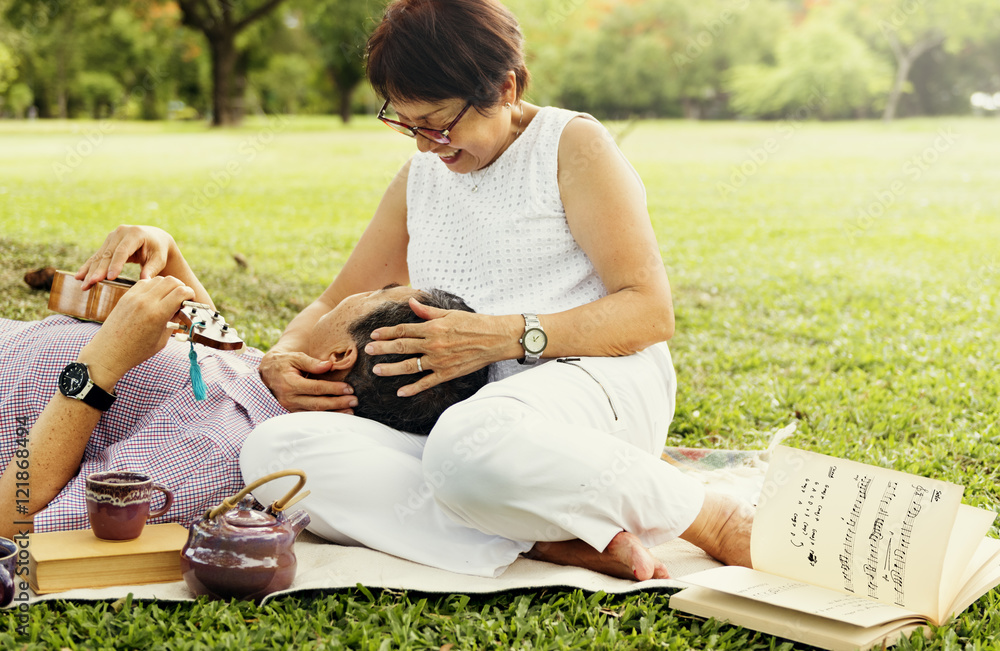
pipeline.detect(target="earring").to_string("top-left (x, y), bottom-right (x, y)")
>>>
top-left (504, 102), bottom-right (512, 109)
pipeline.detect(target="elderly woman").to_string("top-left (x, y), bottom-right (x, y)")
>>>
top-left (240, 0), bottom-right (753, 578)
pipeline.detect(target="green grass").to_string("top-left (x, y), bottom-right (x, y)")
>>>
top-left (2, 115), bottom-right (1000, 648)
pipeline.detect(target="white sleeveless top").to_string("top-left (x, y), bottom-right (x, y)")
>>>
top-left (407, 106), bottom-right (632, 380)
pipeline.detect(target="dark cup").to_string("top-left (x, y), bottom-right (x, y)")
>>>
top-left (86, 471), bottom-right (173, 541)
top-left (0, 537), bottom-right (16, 608)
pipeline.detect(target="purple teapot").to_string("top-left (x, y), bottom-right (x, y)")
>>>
top-left (181, 469), bottom-right (311, 601)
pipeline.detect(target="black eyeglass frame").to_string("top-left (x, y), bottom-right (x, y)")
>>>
top-left (377, 100), bottom-right (472, 145)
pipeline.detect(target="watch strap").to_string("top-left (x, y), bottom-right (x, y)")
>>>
top-left (60, 362), bottom-right (117, 411)
top-left (79, 380), bottom-right (117, 411)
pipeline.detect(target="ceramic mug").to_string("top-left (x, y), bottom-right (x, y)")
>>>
top-left (86, 471), bottom-right (173, 541)
top-left (0, 537), bottom-right (16, 608)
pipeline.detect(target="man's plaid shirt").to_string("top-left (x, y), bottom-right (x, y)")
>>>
top-left (0, 316), bottom-right (287, 531)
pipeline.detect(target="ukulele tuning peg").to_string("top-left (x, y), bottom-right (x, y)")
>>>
top-left (174, 333), bottom-right (190, 343)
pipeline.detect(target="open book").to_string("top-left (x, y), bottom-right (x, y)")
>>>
top-left (669, 446), bottom-right (1000, 651)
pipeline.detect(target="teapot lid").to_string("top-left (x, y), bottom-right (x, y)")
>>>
top-left (222, 497), bottom-right (275, 528)
top-left (224, 509), bottom-right (274, 527)
top-left (206, 470), bottom-right (310, 523)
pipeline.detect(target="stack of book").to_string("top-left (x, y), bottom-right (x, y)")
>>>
top-left (29, 523), bottom-right (188, 594)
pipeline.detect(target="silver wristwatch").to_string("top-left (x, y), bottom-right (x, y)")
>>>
top-left (518, 314), bottom-right (547, 365)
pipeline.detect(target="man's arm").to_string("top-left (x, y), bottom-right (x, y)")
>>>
top-left (75, 225), bottom-right (214, 308)
top-left (258, 158), bottom-right (412, 412)
top-left (0, 277), bottom-right (195, 538)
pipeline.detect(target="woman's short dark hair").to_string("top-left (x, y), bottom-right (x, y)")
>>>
top-left (345, 288), bottom-right (489, 435)
top-left (366, 0), bottom-right (530, 111)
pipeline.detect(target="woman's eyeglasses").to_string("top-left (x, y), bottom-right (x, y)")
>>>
top-left (378, 100), bottom-right (472, 145)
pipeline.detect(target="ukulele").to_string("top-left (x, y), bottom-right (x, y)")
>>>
top-left (48, 270), bottom-right (245, 353)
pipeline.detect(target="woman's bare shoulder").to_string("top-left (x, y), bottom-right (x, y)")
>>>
top-left (557, 115), bottom-right (638, 195)
top-left (558, 113), bottom-right (611, 157)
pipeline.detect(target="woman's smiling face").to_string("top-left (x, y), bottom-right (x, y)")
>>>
top-left (390, 97), bottom-right (516, 174)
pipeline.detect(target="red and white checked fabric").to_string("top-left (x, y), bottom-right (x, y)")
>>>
top-left (0, 316), bottom-right (287, 532)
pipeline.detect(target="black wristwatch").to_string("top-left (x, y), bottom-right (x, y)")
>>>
top-left (58, 362), bottom-right (117, 411)
top-left (518, 314), bottom-right (547, 365)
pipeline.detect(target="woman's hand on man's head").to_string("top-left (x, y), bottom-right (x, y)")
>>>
top-left (259, 350), bottom-right (358, 414)
top-left (365, 297), bottom-right (520, 397)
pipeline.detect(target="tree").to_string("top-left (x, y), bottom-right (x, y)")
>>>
top-left (0, 41), bottom-right (15, 95)
top-left (298, 0), bottom-right (387, 123)
top-left (253, 52), bottom-right (312, 114)
top-left (551, 0), bottom-right (787, 119)
top-left (6, 82), bottom-right (33, 116)
top-left (0, 0), bottom-right (25, 105)
top-left (726, 19), bottom-right (891, 119)
top-left (905, 32), bottom-right (1000, 115)
top-left (669, 0), bottom-right (789, 119)
top-left (4, 0), bottom-right (88, 118)
top-left (502, 0), bottom-right (593, 107)
top-left (175, 0), bottom-right (289, 126)
top-left (839, 0), bottom-right (1000, 120)
top-left (81, 4), bottom-right (183, 119)
top-left (553, 1), bottom-right (696, 118)
top-left (3, 0), bottom-right (186, 119)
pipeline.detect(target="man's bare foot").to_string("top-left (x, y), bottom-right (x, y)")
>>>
top-left (679, 491), bottom-right (754, 567)
top-left (525, 531), bottom-right (670, 581)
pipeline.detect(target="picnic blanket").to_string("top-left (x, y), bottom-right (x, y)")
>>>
top-left (26, 424), bottom-right (795, 604)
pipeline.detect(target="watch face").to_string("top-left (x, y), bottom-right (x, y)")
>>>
top-left (59, 362), bottom-right (89, 397)
top-left (523, 328), bottom-right (547, 354)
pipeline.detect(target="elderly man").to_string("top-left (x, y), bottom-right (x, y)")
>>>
top-left (0, 226), bottom-right (486, 538)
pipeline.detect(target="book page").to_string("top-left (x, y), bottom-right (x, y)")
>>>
top-left (752, 446), bottom-right (964, 621)
top-left (938, 505), bottom-right (997, 616)
top-left (949, 537), bottom-right (1000, 617)
top-left (670, 583), bottom-right (927, 651)
top-left (679, 566), bottom-right (920, 629)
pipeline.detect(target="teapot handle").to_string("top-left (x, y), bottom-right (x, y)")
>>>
top-left (207, 469), bottom-right (310, 520)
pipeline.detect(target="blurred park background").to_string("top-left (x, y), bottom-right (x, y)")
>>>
top-left (2, 0), bottom-right (1000, 126)
top-left (4, 1), bottom-right (1000, 648)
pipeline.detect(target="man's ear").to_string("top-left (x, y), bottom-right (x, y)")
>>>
top-left (329, 345), bottom-right (358, 371)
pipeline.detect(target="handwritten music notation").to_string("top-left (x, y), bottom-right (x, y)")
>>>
top-left (789, 475), bottom-right (831, 565)
top-left (864, 481), bottom-right (898, 599)
top-left (835, 473), bottom-right (932, 604)
top-left (840, 473), bottom-right (872, 593)
top-left (889, 485), bottom-right (927, 605)
top-left (748, 446), bottom-right (977, 622)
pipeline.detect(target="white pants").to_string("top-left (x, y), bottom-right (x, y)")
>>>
top-left (240, 343), bottom-right (704, 577)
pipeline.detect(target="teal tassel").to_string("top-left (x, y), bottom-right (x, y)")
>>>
top-left (188, 334), bottom-right (207, 401)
